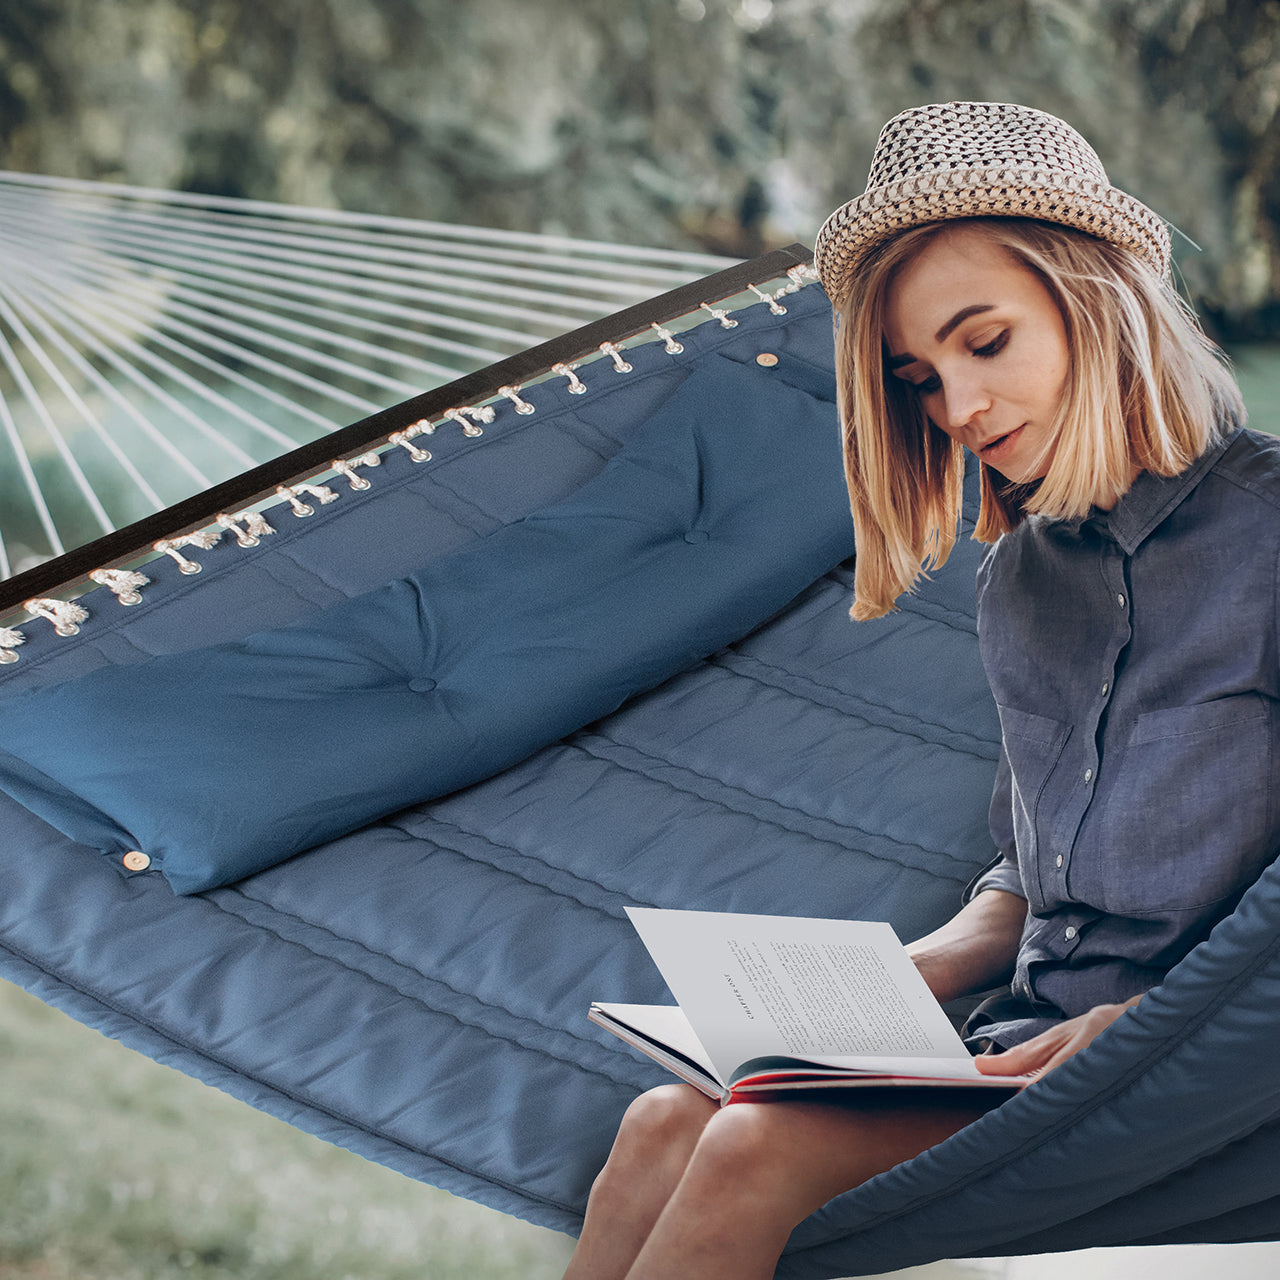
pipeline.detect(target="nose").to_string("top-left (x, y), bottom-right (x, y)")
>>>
top-left (941, 370), bottom-right (992, 436)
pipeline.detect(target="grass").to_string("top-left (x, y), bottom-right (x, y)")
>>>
top-left (0, 979), bottom-right (574, 1280)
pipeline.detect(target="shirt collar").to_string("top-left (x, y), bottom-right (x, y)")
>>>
top-left (1092, 426), bottom-right (1241, 555)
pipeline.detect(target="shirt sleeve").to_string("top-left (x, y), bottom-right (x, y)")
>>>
top-left (964, 739), bottom-right (1026, 902)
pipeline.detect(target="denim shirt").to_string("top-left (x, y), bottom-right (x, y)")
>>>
top-left (965, 424), bottom-right (1280, 1047)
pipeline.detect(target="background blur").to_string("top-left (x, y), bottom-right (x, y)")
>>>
top-left (1, 2), bottom-right (1278, 1277)
top-left (3, 0), bottom-right (1279, 337)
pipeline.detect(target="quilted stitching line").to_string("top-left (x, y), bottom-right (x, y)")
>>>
top-left (709, 651), bottom-right (1000, 761)
top-left (825, 566), bottom-right (980, 631)
top-left (383, 423), bottom-right (613, 532)
top-left (0, 933), bottom-right (589, 1218)
top-left (241, 551), bottom-right (347, 610)
top-left (896, 595), bottom-right (981, 630)
top-left (570, 731), bottom-right (981, 879)
top-left (211, 883), bottom-right (650, 1093)
top-left (384, 808), bottom-right (648, 918)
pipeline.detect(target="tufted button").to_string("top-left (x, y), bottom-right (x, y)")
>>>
top-left (409, 677), bottom-right (438, 693)
top-left (122, 850), bottom-right (151, 871)
top-left (683, 530), bottom-right (709, 544)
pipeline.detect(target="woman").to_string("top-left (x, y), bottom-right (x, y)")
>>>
top-left (564, 101), bottom-right (1267, 1280)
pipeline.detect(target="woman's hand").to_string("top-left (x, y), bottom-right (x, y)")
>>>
top-left (974, 996), bottom-right (1142, 1082)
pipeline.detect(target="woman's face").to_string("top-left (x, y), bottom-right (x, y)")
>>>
top-left (882, 225), bottom-right (1070, 484)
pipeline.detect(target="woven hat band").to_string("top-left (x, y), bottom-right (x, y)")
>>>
top-left (815, 102), bottom-right (1171, 306)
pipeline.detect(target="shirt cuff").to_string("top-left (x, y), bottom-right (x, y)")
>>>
top-left (963, 851), bottom-right (1026, 903)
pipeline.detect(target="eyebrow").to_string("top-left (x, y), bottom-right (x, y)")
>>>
top-left (886, 303), bottom-right (997, 370)
top-left (935, 303), bottom-right (995, 342)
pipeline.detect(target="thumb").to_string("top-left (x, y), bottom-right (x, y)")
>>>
top-left (973, 1051), bottom-right (1018, 1075)
top-left (973, 1042), bottom-right (1040, 1076)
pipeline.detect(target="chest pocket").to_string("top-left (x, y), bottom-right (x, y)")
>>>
top-left (1099, 694), bottom-right (1273, 914)
top-left (997, 704), bottom-right (1071, 896)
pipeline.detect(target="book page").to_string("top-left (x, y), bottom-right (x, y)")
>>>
top-left (625, 908), bottom-right (969, 1086)
top-left (591, 1003), bottom-right (719, 1079)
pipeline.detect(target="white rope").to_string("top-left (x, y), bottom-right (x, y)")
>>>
top-left (0, 385), bottom-right (64, 557)
top-left (17, 272), bottom-right (304, 453)
top-left (0, 282), bottom-right (213, 489)
top-left (0, 201), bottom-right (574, 347)
top-left (0, 291), bottom-right (136, 533)
top-left (0, 210), bottom-right (525, 359)
top-left (0, 171), bottom-right (733, 270)
top-left (0, 170), bottom-right (739, 580)
top-left (43, 274), bottom-right (374, 425)
top-left (0, 286), bottom-right (167, 510)
top-left (0, 203), bottom-right (619, 321)
top-left (0, 192), bottom-right (657, 324)
top-left (0, 188), bottom-right (691, 303)
top-left (156, 271), bottom-right (503, 368)
top-left (5, 271), bottom-right (265, 465)
top-left (28, 254), bottom-right (406, 410)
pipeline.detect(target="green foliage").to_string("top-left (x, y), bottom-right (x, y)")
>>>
top-left (2, 1), bottom-right (1279, 329)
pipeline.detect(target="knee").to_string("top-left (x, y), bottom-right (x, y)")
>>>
top-left (585, 1085), bottom-right (714, 1220)
top-left (686, 1103), bottom-right (816, 1220)
top-left (690, 1101), bottom-right (779, 1180)
top-left (675, 1104), bottom-right (816, 1243)
top-left (613, 1083), bottom-right (718, 1161)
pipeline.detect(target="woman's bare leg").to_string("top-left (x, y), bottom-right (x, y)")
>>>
top-left (564, 1083), bottom-right (719, 1280)
top-left (624, 1093), bottom-right (998, 1280)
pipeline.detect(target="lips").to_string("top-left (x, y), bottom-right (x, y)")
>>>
top-left (978, 425), bottom-right (1025, 462)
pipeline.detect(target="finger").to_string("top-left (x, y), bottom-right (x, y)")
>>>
top-left (974, 1032), bottom-right (1071, 1076)
top-left (973, 1053), bottom-right (1018, 1075)
top-left (974, 1046), bottom-right (1047, 1075)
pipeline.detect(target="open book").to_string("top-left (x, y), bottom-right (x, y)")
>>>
top-left (590, 908), bottom-right (1027, 1104)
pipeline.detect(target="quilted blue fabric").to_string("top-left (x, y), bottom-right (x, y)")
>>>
top-left (0, 353), bottom-right (853, 894)
top-left (3, 277), bottom-right (1278, 1276)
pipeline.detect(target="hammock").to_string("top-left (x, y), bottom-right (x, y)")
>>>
top-left (2, 240), bottom-right (1279, 1279)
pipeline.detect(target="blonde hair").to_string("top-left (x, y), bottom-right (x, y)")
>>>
top-left (837, 218), bottom-right (1244, 621)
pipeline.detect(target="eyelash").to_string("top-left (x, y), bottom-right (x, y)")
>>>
top-left (975, 330), bottom-right (1010, 359)
top-left (910, 331), bottom-right (1009, 394)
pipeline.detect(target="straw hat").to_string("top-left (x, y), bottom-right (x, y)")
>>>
top-left (814, 101), bottom-right (1171, 306)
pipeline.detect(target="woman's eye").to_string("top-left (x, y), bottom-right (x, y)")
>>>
top-left (913, 373), bottom-right (942, 394)
top-left (973, 331), bottom-right (1010, 359)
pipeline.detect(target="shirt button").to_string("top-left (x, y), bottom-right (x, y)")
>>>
top-left (1084, 767), bottom-right (1094, 783)
top-left (1056, 854), bottom-right (1064, 868)
top-left (1101, 680), bottom-right (1109, 696)
top-left (1117, 593), bottom-right (1126, 608)
top-left (1065, 926), bottom-right (1078, 940)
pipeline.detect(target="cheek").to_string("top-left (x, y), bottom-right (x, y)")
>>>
top-left (1041, 351), bottom-right (1070, 413)
top-left (1040, 327), bottom-right (1071, 401)
top-left (1010, 342), bottom-right (1067, 408)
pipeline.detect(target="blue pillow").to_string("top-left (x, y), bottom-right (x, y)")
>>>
top-left (0, 354), bottom-right (854, 893)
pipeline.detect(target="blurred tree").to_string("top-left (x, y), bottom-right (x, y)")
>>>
top-left (1, 0), bottom-right (1277, 334)
top-left (1130, 0), bottom-right (1280, 336)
